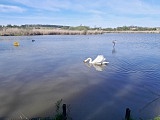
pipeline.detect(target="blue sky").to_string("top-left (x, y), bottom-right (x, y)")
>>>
top-left (0, 0), bottom-right (160, 28)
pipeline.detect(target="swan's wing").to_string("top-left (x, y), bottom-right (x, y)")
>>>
top-left (92, 55), bottom-right (104, 63)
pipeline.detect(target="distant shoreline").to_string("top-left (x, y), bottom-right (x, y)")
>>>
top-left (0, 28), bottom-right (159, 36)
top-left (104, 30), bottom-right (160, 34)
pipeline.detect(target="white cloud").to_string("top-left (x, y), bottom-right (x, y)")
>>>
top-left (12, 0), bottom-right (106, 14)
top-left (105, 0), bottom-right (160, 15)
top-left (0, 4), bottom-right (25, 13)
top-left (12, 0), bottom-right (71, 11)
top-left (88, 10), bottom-right (105, 15)
top-left (1, 0), bottom-right (160, 27)
top-left (5, 0), bottom-right (160, 15)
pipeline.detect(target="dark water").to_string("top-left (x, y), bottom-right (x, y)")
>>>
top-left (0, 34), bottom-right (160, 120)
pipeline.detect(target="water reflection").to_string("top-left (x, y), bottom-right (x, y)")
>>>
top-left (0, 34), bottom-right (160, 119)
top-left (84, 63), bottom-right (107, 71)
top-left (112, 47), bottom-right (116, 54)
top-left (139, 85), bottom-right (160, 112)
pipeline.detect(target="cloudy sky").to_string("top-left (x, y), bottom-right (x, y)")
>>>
top-left (0, 0), bottom-right (160, 27)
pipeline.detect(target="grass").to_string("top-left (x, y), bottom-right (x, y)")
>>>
top-left (0, 28), bottom-right (103, 36)
top-left (154, 116), bottom-right (160, 120)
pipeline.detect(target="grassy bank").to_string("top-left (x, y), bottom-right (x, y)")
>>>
top-left (0, 28), bottom-right (103, 36)
top-left (0, 27), bottom-right (160, 36)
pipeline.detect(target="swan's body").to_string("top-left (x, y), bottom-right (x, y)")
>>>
top-left (112, 40), bottom-right (117, 47)
top-left (84, 55), bottom-right (109, 65)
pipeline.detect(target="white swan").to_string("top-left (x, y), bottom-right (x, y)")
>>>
top-left (84, 55), bottom-right (109, 65)
top-left (112, 40), bottom-right (117, 47)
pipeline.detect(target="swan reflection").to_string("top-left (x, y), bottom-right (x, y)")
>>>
top-left (112, 47), bottom-right (116, 54)
top-left (84, 63), bottom-right (107, 71)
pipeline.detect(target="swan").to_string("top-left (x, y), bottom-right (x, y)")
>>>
top-left (112, 40), bottom-right (117, 47)
top-left (84, 55), bottom-right (109, 65)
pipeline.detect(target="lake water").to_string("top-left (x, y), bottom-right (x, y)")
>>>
top-left (0, 33), bottom-right (160, 120)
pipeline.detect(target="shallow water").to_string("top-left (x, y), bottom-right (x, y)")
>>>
top-left (0, 34), bottom-right (160, 120)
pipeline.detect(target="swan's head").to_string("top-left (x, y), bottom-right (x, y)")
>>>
top-left (83, 59), bottom-right (88, 63)
top-left (83, 58), bottom-right (92, 63)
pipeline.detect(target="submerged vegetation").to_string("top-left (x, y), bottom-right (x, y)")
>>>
top-left (0, 24), bottom-right (159, 36)
top-left (30, 99), bottom-right (160, 120)
top-left (154, 117), bottom-right (160, 120)
top-left (31, 99), bottom-right (71, 120)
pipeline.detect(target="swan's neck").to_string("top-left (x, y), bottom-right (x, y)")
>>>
top-left (84, 58), bottom-right (93, 63)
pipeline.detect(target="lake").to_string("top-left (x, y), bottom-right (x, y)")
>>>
top-left (0, 33), bottom-right (160, 120)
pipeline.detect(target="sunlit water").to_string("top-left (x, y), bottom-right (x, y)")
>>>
top-left (0, 34), bottom-right (160, 120)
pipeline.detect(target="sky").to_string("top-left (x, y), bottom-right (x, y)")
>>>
top-left (0, 0), bottom-right (160, 28)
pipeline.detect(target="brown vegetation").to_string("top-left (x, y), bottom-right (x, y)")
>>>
top-left (0, 28), bottom-right (103, 36)
top-left (0, 26), bottom-right (159, 36)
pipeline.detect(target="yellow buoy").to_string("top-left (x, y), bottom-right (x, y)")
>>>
top-left (13, 41), bottom-right (20, 46)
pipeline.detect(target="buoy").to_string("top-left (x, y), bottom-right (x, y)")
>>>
top-left (13, 41), bottom-right (20, 46)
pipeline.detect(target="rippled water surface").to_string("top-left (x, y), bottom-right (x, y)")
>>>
top-left (0, 34), bottom-right (160, 120)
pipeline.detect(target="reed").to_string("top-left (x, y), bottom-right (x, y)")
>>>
top-left (0, 28), bottom-right (103, 36)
